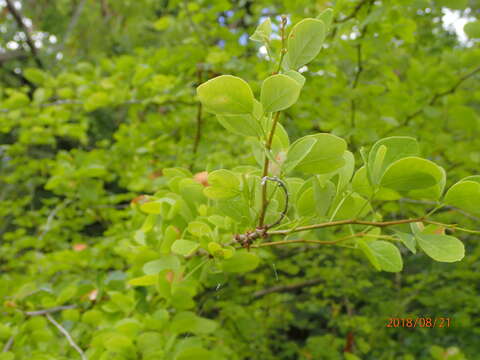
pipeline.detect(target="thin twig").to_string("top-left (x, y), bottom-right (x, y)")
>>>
top-left (252, 232), bottom-right (363, 247)
top-left (268, 217), bottom-right (425, 236)
top-left (25, 304), bottom-right (77, 316)
top-left (5, 0), bottom-right (43, 68)
top-left (46, 313), bottom-right (86, 360)
top-left (261, 176), bottom-right (289, 229)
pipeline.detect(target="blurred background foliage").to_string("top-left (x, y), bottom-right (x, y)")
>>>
top-left (0, 0), bottom-right (479, 359)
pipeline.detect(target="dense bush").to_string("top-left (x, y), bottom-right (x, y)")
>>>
top-left (1, 1), bottom-right (479, 359)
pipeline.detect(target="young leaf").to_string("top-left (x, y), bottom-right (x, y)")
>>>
top-left (395, 232), bottom-right (417, 254)
top-left (284, 69), bottom-right (306, 87)
top-left (287, 18), bottom-right (326, 70)
top-left (317, 8), bottom-right (334, 30)
top-left (187, 221), bottom-right (212, 237)
top-left (250, 18), bottom-right (272, 43)
top-left (415, 234), bottom-right (465, 262)
top-left (283, 136), bottom-right (317, 174)
top-left (197, 75), bottom-right (254, 115)
top-left (171, 239), bottom-right (199, 257)
top-left (367, 241), bottom-right (403, 272)
top-left (260, 74), bottom-right (302, 112)
top-left (290, 133), bottom-right (347, 174)
top-left (170, 311), bottom-right (218, 335)
top-left (358, 240), bottom-right (381, 271)
top-left (222, 251), bottom-right (260, 273)
top-left (368, 136), bottom-right (419, 185)
top-left (444, 179), bottom-right (480, 216)
top-left (216, 100), bottom-right (264, 137)
top-left (204, 169), bottom-right (241, 200)
top-left (143, 255), bottom-right (180, 275)
top-left (380, 157), bottom-right (445, 193)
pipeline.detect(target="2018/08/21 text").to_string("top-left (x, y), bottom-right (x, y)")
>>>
top-left (386, 318), bottom-right (451, 328)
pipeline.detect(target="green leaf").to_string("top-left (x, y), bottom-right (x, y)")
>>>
top-left (287, 18), bottom-right (326, 69)
top-left (250, 18), bottom-right (272, 43)
top-left (291, 134), bottom-right (347, 174)
top-left (143, 255), bottom-right (180, 275)
top-left (171, 239), bottom-right (199, 257)
top-left (395, 232), bottom-right (417, 254)
top-left (3, 92), bottom-right (29, 109)
top-left (358, 239), bottom-right (381, 271)
top-left (24, 68), bottom-right (47, 85)
top-left (283, 136), bottom-right (317, 173)
top-left (140, 198), bottom-right (175, 214)
top-left (368, 136), bottom-right (419, 185)
top-left (380, 157), bottom-right (445, 193)
top-left (84, 92), bottom-right (110, 112)
top-left (176, 347), bottom-right (213, 360)
top-left (170, 311), bottom-right (218, 335)
top-left (216, 100), bottom-right (264, 137)
top-left (416, 234), bottom-right (465, 262)
top-left (260, 74), bottom-right (301, 112)
top-left (128, 275), bottom-right (158, 286)
top-left (317, 8), bottom-right (334, 30)
top-left (367, 241), bottom-right (403, 272)
top-left (197, 75), bottom-right (254, 115)
top-left (187, 221), bottom-right (211, 237)
top-left (204, 169), bottom-right (241, 200)
top-left (222, 251), bottom-right (260, 273)
top-left (444, 179), bottom-right (480, 216)
top-left (284, 70), bottom-right (306, 87)
top-left (331, 193), bottom-right (370, 220)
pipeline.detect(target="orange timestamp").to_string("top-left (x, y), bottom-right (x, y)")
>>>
top-left (386, 317), bottom-right (451, 328)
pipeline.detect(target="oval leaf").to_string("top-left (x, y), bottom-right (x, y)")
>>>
top-left (416, 234), bottom-right (465, 262)
top-left (287, 18), bottom-right (326, 69)
top-left (444, 180), bottom-right (480, 216)
top-left (291, 133), bottom-right (347, 174)
top-left (197, 75), bottom-right (254, 115)
top-left (380, 157), bottom-right (445, 192)
top-left (260, 74), bottom-right (301, 112)
top-left (171, 239), bottom-right (199, 257)
top-left (222, 251), bottom-right (260, 273)
top-left (367, 241), bottom-right (403, 272)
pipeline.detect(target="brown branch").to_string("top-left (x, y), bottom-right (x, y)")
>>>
top-left (267, 217), bottom-right (425, 236)
top-left (5, 0), bottom-right (43, 68)
top-left (252, 278), bottom-right (323, 299)
top-left (252, 232), bottom-right (365, 248)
